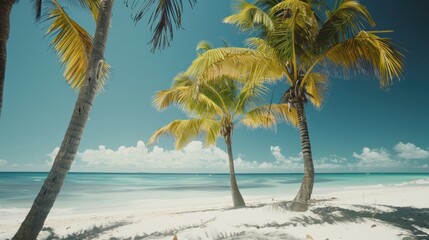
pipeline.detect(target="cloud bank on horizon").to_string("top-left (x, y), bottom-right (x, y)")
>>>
top-left (32, 141), bottom-right (429, 173)
top-left (3, 140), bottom-right (427, 173)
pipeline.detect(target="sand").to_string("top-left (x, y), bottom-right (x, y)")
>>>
top-left (1, 183), bottom-right (428, 240)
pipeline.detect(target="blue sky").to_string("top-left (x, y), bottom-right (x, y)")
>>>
top-left (0, 0), bottom-right (428, 173)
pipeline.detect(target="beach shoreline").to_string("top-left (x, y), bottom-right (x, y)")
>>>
top-left (1, 183), bottom-right (428, 240)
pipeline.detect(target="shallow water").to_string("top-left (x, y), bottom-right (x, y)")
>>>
top-left (1, 172), bottom-right (428, 209)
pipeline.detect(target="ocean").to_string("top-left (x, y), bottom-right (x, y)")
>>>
top-left (1, 172), bottom-right (428, 210)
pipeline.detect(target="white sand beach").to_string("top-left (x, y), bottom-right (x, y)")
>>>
top-left (1, 182), bottom-right (428, 240)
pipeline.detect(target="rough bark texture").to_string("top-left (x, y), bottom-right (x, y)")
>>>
top-left (224, 129), bottom-right (246, 208)
top-left (289, 103), bottom-right (314, 212)
top-left (12, 0), bottom-right (114, 239)
top-left (0, 0), bottom-right (14, 117)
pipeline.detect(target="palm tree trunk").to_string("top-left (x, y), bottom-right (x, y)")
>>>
top-left (12, 0), bottom-right (114, 239)
top-left (0, 0), bottom-right (14, 117)
top-left (224, 131), bottom-right (246, 208)
top-left (289, 103), bottom-right (314, 212)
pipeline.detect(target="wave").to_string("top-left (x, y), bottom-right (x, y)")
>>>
top-left (392, 178), bottom-right (429, 187)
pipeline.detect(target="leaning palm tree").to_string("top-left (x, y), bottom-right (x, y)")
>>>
top-left (149, 42), bottom-right (297, 207)
top-left (184, 0), bottom-right (404, 211)
top-left (12, 0), bottom-right (111, 238)
top-left (13, 0), bottom-right (195, 238)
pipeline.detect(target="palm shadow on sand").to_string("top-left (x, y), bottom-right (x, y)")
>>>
top-left (35, 203), bottom-right (428, 240)
top-left (308, 205), bottom-right (429, 240)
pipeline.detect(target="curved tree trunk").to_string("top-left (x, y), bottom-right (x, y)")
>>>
top-left (224, 131), bottom-right (246, 208)
top-left (289, 103), bottom-right (314, 212)
top-left (0, 0), bottom-right (14, 117)
top-left (12, 0), bottom-right (114, 239)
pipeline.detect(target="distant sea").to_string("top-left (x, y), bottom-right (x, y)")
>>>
top-left (1, 172), bottom-right (428, 209)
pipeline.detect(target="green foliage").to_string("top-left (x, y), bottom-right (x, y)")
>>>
top-left (149, 42), bottom-right (298, 149)
top-left (185, 0), bottom-right (404, 112)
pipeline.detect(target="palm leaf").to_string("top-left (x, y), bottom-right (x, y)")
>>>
top-left (224, 0), bottom-right (274, 31)
top-left (196, 40), bottom-right (214, 54)
top-left (267, 0), bottom-right (318, 78)
top-left (147, 118), bottom-right (220, 149)
top-left (240, 106), bottom-right (277, 129)
top-left (46, 0), bottom-right (110, 91)
top-left (316, 0), bottom-right (375, 49)
top-left (152, 76), bottom-right (224, 116)
top-left (235, 76), bottom-right (270, 114)
top-left (64, 0), bottom-right (101, 21)
top-left (264, 103), bottom-right (298, 126)
top-left (128, 0), bottom-right (197, 51)
top-left (33, 0), bottom-right (42, 20)
top-left (324, 30), bottom-right (404, 87)
top-left (185, 47), bottom-right (284, 84)
top-left (245, 37), bottom-right (280, 63)
top-left (304, 72), bottom-right (328, 108)
top-left (171, 72), bottom-right (194, 87)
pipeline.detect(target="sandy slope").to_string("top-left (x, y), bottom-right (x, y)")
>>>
top-left (1, 184), bottom-right (428, 240)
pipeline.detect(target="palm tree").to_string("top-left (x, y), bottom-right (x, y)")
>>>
top-left (184, 0), bottom-right (404, 211)
top-left (13, 0), bottom-right (195, 238)
top-left (148, 42), bottom-right (298, 207)
top-left (12, 0), bottom-right (112, 238)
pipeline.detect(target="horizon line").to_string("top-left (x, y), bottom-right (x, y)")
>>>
top-left (1, 171), bottom-right (428, 174)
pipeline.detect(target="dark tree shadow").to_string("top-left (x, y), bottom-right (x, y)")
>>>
top-left (214, 231), bottom-right (301, 240)
top-left (42, 221), bottom-right (129, 240)
top-left (33, 203), bottom-right (428, 240)
top-left (303, 205), bottom-right (428, 240)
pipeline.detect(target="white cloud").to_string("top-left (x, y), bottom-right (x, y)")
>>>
top-left (42, 141), bottom-right (428, 173)
top-left (352, 147), bottom-right (398, 168)
top-left (270, 146), bottom-right (354, 170)
top-left (270, 146), bottom-right (287, 163)
top-left (315, 155), bottom-right (351, 169)
top-left (235, 154), bottom-right (274, 169)
top-left (49, 140), bottom-right (274, 172)
top-left (270, 146), bottom-right (302, 167)
top-left (46, 147), bottom-right (60, 166)
top-left (0, 159), bottom-right (7, 166)
top-left (394, 142), bottom-right (429, 159)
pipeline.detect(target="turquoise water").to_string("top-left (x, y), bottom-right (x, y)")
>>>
top-left (1, 172), bottom-right (428, 209)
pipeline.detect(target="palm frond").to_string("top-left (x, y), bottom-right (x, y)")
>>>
top-left (128, 0), bottom-right (197, 51)
top-left (46, 0), bottom-right (110, 91)
top-left (240, 106), bottom-right (277, 129)
top-left (33, 0), bottom-right (42, 20)
top-left (185, 47), bottom-right (284, 84)
top-left (147, 118), bottom-right (220, 149)
top-left (303, 72), bottom-right (328, 108)
top-left (152, 81), bottom-right (224, 116)
top-left (235, 76), bottom-right (269, 114)
top-left (245, 37), bottom-right (279, 61)
top-left (172, 72), bottom-right (194, 87)
top-left (201, 119), bottom-right (221, 146)
top-left (201, 78), bottom-right (236, 111)
top-left (224, 0), bottom-right (274, 31)
top-left (264, 103), bottom-right (299, 127)
top-left (255, 0), bottom-right (283, 11)
top-left (269, 0), bottom-right (318, 57)
top-left (47, 0), bottom-right (91, 89)
top-left (196, 40), bottom-right (214, 54)
top-left (316, 0), bottom-right (374, 49)
top-left (64, 0), bottom-right (101, 21)
top-left (324, 30), bottom-right (404, 87)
